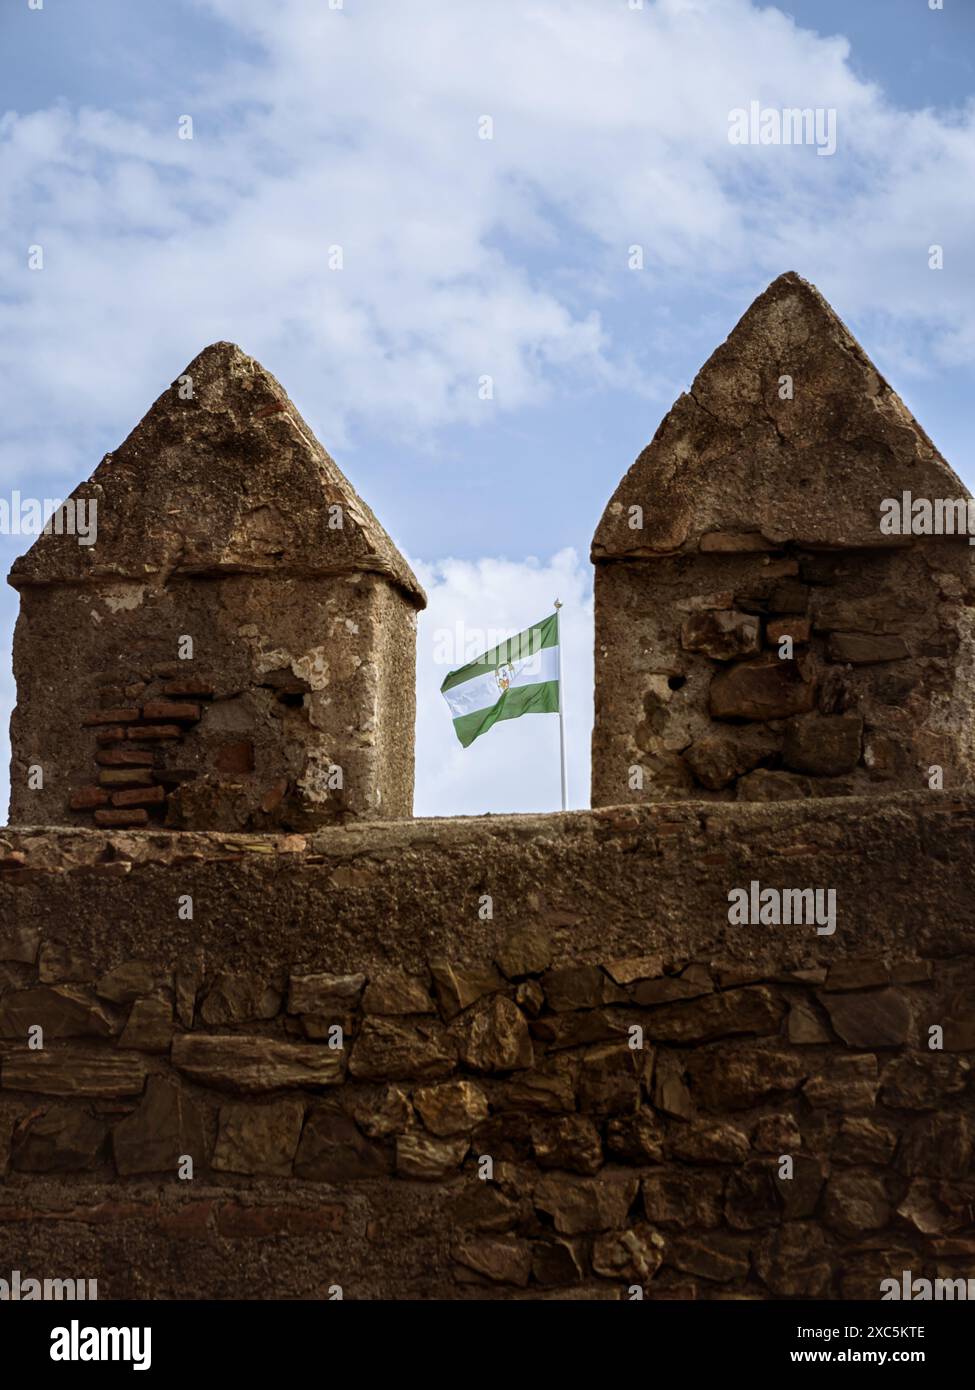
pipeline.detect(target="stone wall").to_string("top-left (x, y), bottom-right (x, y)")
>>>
top-left (593, 542), bottom-right (975, 806)
top-left (2, 794), bottom-right (973, 1299)
top-left (7, 341), bottom-right (426, 832)
top-left (11, 572), bottom-right (418, 831)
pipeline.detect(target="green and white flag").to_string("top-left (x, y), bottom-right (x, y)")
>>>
top-left (441, 611), bottom-right (560, 749)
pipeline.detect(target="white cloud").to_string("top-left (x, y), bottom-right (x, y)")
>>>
top-left (2, 0), bottom-right (974, 475)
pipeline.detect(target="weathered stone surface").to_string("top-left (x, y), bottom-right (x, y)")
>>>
top-left (709, 654), bottom-right (816, 722)
top-left (413, 1080), bottom-right (489, 1136)
top-left (667, 1122), bottom-right (749, 1165)
top-left (606, 1110), bottom-right (666, 1164)
top-left (686, 1047), bottom-right (807, 1110)
top-left (880, 1055), bottom-right (970, 1110)
top-left (681, 609), bottom-right (760, 661)
top-left (817, 988), bottom-right (911, 1048)
top-left (531, 1115), bottom-right (603, 1175)
top-left (899, 1114), bottom-right (971, 1179)
top-left (0, 986), bottom-right (116, 1040)
top-left (201, 972), bottom-right (281, 1024)
top-left (95, 960), bottom-right (168, 1003)
top-left (834, 1118), bottom-right (898, 1166)
top-left (531, 1238), bottom-right (585, 1286)
top-left (349, 1017), bottom-right (455, 1082)
top-left (736, 769), bottom-right (812, 801)
top-left (751, 1114), bottom-right (801, 1153)
top-left (576, 1042), bottom-right (643, 1117)
top-left (2, 1048), bottom-right (147, 1098)
top-left (642, 1170), bottom-right (724, 1229)
top-left (531, 1008), bottom-right (631, 1051)
top-left (294, 1108), bottom-right (390, 1180)
top-left (787, 999), bottom-right (832, 1044)
top-left (642, 987), bottom-right (784, 1044)
top-left (826, 633), bottom-right (909, 664)
top-left (454, 1236), bottom-right (531, 1287)
top-left (755, 1223), bottom-right (832, 1298)
top-left (118, 996), bottom-right (173, 1053)
top-left (592, 1224), bottom-right (665, 1282)
top-left (783, 714), bottom-right (863, 776)
top-left (214, 1099), bottom-right (306, 1177)
top-left (429, 960), bottom-right (503, 1019)
top-left (684, 729), bottom-right (778, 790)
top-left (668, 1234), bottom-right (749, 1283)
top-left (0, 926), bottom-right (40, 964)
top-left (287, 972), bottom-right (365, 1015)
top-left (452, 995), bottom-right (533, 1073)
top-left (11, 1104), bottom-right (108, 1172)
top-left (803, 1055), bottom-right (878, 1111)
top-left (534, 1173), bottom-right (639, 1234)
top-left (725, 1161), bottom-right (780, 1230)
top-left (823, 1170), bottom-right (890, 1236)
top-left (602, 955), bottom-right (665, 987)
top-left (172, 1034), bottom-right (344, 1093)
top-left (495, 926), bottom-right (552, 981)
top-left (652, 1053), bottom-right (695, 1118)
top-left (350, 1085), bottom-right (412, 1139)
top-left (503, 1059), bottom-right (576, 1114)
top-left (113, 1075), bottom-right (206, 1175)
top-left (776, 1155), bottom-right (825, 1220)
top-left (361, 971), bottom-right (434, 1015)
top-left (395, 1131), bottom-right (468, 1180)
top-left (633, 964), bottom-right (713, 1007)
top-left (542, 965), bottom-right (626, 1012)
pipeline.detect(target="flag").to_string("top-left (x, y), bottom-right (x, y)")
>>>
top-left (441, 611), bottom-right (560, 748)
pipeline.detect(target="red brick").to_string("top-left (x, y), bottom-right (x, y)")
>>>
top-left (69, 786), bottom-right (110, 810)
top-left (767, 617), bottom-right (811, 645)
top-left (82, 708), bottom-right (140, 726)
top-left (141, 702), bottom-right (201, 723)
top-left (155, 1201), bottom-right (215, 1238)
top-left (215, 740), bottom-right (254, 773)
top-left (111, 785), bottom-right (167, 808)
top-left (213, 1202), bottom-right (343, 1238)
top-left (96, 748), bottom-right (157, 767)
top-left (127, 725), bottom-right (182, 741)
top-left (93, 808), bottom-right (150, 828)
top-left (261, 778), bottom-right (289, 813)
top-left (162, 679), bottom-right (214, 698)
top-left (96, 726), bottom-right (129, 745)
top-left (98, 768), bottom-right (154, 787)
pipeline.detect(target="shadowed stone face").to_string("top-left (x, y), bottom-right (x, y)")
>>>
top-left (7, 342), bottom-right (425, 830)
top-left (591, 272), bottom-right (975, 806)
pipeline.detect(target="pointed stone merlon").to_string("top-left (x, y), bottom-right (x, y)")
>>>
top-left (591, 273), bottom-right (975, 806)
top-left (7, 343), bottom-right (426, 830)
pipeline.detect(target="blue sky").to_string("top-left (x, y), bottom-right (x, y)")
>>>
top-left (1, 0), bottom-right (973, 817)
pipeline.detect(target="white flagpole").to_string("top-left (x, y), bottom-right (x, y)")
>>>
top-left (554, 599), bottom-right (567, 811)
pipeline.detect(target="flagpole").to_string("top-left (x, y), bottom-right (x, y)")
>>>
top-left (554, 599), bottom-right (567, 811)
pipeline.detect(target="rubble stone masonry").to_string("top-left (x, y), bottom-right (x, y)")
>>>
top-left (1, 796), bottom-right (973, 1299)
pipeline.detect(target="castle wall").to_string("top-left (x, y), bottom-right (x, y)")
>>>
top-left (9, 571), bottom-right (417, 831)
top-left (1, 795), bottom-right (973, 1300)
top-left (592, 542), bottom-right (975, 807)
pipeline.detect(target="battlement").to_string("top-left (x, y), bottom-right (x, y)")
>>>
top-left (3, 274), bottom-right (973, 1301)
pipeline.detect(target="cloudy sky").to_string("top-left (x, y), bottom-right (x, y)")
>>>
top-left (1, 0), bottom-right (973, 817)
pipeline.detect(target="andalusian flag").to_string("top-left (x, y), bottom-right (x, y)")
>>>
top-left (441, 611), bottom-right (561, 749)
